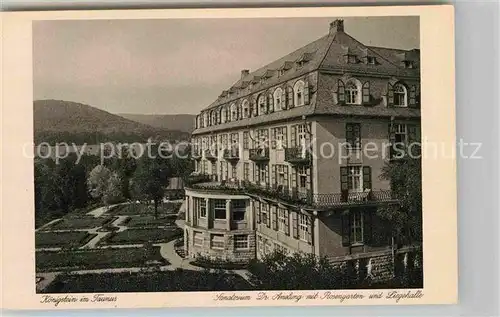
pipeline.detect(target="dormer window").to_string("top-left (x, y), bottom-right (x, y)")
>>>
top-left (403, 60), bottom-right (415, 69)
top-left (278, 69), bottom-right (286, 77)
top-left (344, 54), bottom-right (357, 64)
top-left (367, 56), bottom-right (376, 65)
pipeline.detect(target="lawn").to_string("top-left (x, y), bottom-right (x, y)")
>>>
top-left (101, 228), bottom-right (182, 245)
top-left (35, 231), bottom-right (96, 249)
top-left (43, 216), bottom-right (115, 231)
top-left (40, 269), bottom-right (253, 293)
top-left (36, 246), bottom-right (167, 272)
top-left (111, 202), bottom-right (182, 216)
top-left (125, 215), bottom-right (176, 228)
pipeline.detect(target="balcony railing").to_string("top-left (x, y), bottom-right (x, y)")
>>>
top-left (204, 149), bottom-right (218, 161)
top-left (284, 146), bottom-right (312, 165)
top-left (184, 176), bottom-right (398, 209)
top-left (223, 148), bottom-right (240, 161)
top-left (249, 147), bottom-right (270, 162)
top-left (191, 150), bottom-right (202, 160)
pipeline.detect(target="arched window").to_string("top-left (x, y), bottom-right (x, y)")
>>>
top-left (203, 112), bottom-right (208, 127)
top-left (274, 88), bottom-right (283, 111)
top-left (393, 83), bottom-right (408, 107)
top-left (345, 79), bottom-right (362, 105)
top-left (210, 110), bottom-right (217, 126)
top-left (242, 100), bottom-right (250, 119)
top-left (293, 80), bottom-right (305, 106)
top-left (220, 107), bottom-right (226, 124)
top-left (230, 103), bottom-right (238, 121)
top-left (258, 94), bottom-right (267, 115)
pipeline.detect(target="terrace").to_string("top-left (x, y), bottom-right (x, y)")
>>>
top-left (185, 175), bottom-right (398, 210)
top-left (284, 146), bottom-right (312, 165)
top-left (223, 148), bottom-right (240, 162)
top-left (249, 147), bottom-right (269, 162)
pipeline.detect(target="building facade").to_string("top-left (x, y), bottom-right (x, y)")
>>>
top-left (184, 19), bottom-right (421, 263)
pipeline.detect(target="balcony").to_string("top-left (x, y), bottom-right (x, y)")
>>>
top-left (223, 148), bottom-right (240, 162)
top-left (191, 150), bottom-right (202, 160)
top-left (285, 146), bottom-right (312, 165)
top-left (204, 149), bottom-right (218, 161)
top-left (249, 147), bottom-right (269, 163)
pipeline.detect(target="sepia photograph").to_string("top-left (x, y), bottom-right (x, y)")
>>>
top-left (32, 15), bottom-right (424, 295)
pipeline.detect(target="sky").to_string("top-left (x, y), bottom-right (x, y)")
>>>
top-left (33, 16), bottom-right (419, 115)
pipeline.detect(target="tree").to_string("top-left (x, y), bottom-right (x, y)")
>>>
top-left (87, 165), bottom-right (111, 200)
top-left (131, 151), bottom-right (171, 219)
top-left (103, 172), bottom-right (125, 205)
top-left (378, 155), bottom-right (422, 245)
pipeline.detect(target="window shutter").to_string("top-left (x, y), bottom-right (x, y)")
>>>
top-left (268, 93), bottom-right (274, 113)
top-left (291, 167), bottom-right (297, 188)
top-left (292, 211), bottom-right (299, 239)
top-left (254, 164), bottom-right (259, 182)
top-left (341, 212), bottom-right (351, 246)
top-left (285, 210), bottom-right (290, 235)
top-left (387, 82), bottom-right (394, 107)
top-left (283, 127), bottom-right (288, 148)
top-left (285, 166), bottom-right (289, 188)
top-left (307, 216), bottom-right (313, 244)
top-left (304, 80), bottom-right (310, 105)
top-left (409, 85), bottom-right (417, 108)
top-left (266, 205), bottom-right (271, 228)
top-left (362, 166), bottom-right (372, 190)
top-left (346, 124), bottom-right (353, 145)
top-left (389, 123), bottom-right (396, 144)
top-left (265, 164), bottom-right (269, 185)
top-left (287, 86), bottom-right (294, 108)
top-left (291, 125), bottom-right (297, 147)
top-left (340, 166), bottom-right (349, 191)
top-left (272, 164), bottom-right (277, 186)
top-left (281, 87), bottom-right (287, 110)
top-left (362, 81), bottom-right (370, 104)
top-left (338, 79), bottom-right (345, 104)
top-left (256, 202), bottom-right (261, 224)
top-left (306, 167), bottom-right (312, 191)
top-left (363, 211), bottom-right (373, 244)
top-left (272, 207), bottom-right (278, 230)
top-left (264, 129), bottom-right (269, 148)
top-left (408, 125), bottom-right (418, 143)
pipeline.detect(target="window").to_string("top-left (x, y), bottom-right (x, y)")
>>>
top-left (213, 199), bottom-right (227, 220)
top-left (278, 208), bottom-right (288, 233)
top-left (244, 162), bottom-right (250, 181)
top-left (194, 198), bottom-right (207, 218)
top-left (273, 126), bottom-right (287, 149)
top-left (293, 80), bottom-right (305, 106)
top-left (274, 242), bottom-right (288, 254)
top-left (350, 211), bottom-right (364, 244)
top-left (211, 234), bottom-right (225, 249)
top-left (230, 103), bottom-right (238, 121)
top-left (403, 60), bottom-right (414, 69)
top-left (202, 160), bottom-right (208, 174)
top-left (297, 166), bottom-right (308, 190)
top-left (276, 165), bottom-right (287, 187)
top-left (265, 239), bottom-right (272, 254)
top-left (259, 164), bottom-right (268, 184)
top-left (345, 81), bottom-right (359, 105)
top-left (242, 100), bottom-right (249, 118)
top-left (234, 235), bottom-right (249, 249)
top-left (367, 56), bottom-right (376, 64)
top-left (348, 166), bottom-right (363, 192)
top-left (261, 203), bottom-right (269, 226)
top-left (256, 129), bottom-right (269, 148)
top-left (258, 95), bottom-right (267, 115)
top-left (211, 162), bottom-right (216, 175)
top-left (273, 88), bottom-right (283, 111)
top-left (243, 131), bottom-right (249, 149)
top-left (346, 123), bottom-right (361, 149)
top-left (221, 134), bottom-right (228, 150)
top-left (210, 110), bottom-right (217, 126)
top-left (299, 213), bottom-right (309, 241)
top-left (231, 164), bottom-right (237, 179)
top-left (393, 83), bottom-right (407, 107)
top-left (194, 231), bottom-right (204, 247)
top-left (232, 200), bottom-right (246, 221)
top-left (394, 124), bottom-right (407, 144)
top-left (258, 236), bottom-right (264, 255)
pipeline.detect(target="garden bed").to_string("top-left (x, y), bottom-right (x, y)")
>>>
top-left (124, 215), bottom-right (176, 228)
top-left (100, 228), bottom-right (182, 245)
top-left (190, 256), bottom-right (249, 270)
top-left (40, 269), bottom-right (253, 293)
top-left (43, 216), bottom-right (115, 231)
top-left (111, 203), bottom-right (182, 216)
top-left (35, 231), bottom-right (96, 249)
top-left (36, 246), bottom-right (167, 272)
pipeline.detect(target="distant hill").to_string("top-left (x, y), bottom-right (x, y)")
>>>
top-left (34, 100), bottom-right (190, 145)
top-left (118, 113), bottom-right (196, 134)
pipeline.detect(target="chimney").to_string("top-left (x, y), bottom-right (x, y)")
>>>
top-left (329, 19), bottom-right (344, 34)
top-left (241, 69), bottom-right (250, 79)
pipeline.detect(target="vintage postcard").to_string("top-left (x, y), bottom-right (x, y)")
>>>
top-left (1, 5), bottom-right (457, 310)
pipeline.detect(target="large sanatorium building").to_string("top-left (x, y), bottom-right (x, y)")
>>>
top-left (184, 19), bottom-right (421, 264)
